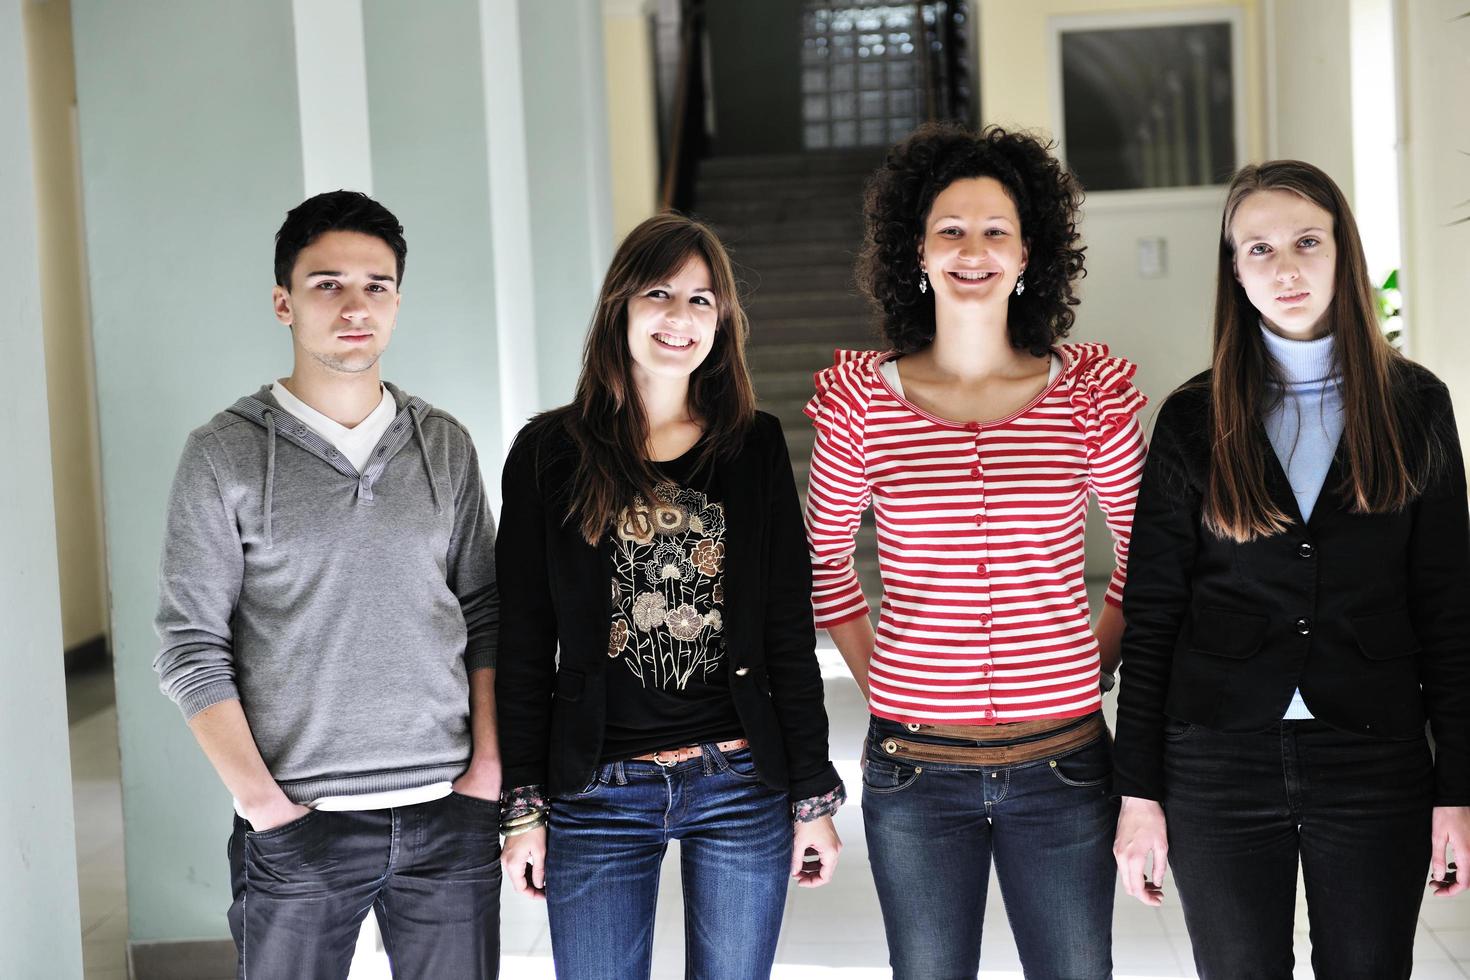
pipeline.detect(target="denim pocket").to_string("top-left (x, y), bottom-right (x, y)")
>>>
top-left (244, 809), bottom-right (318, 840)
top-left (564, 767), bottom-right (605, 799)
top-left (720, 748), bottom-right (763, 782)
top-left (861, 756), bottom-right (923, 795)
top-left (1045, 738), bottom-right (1111, 789)
top-left (244, 810), bottom-right (334, 878)
top-left (449, 790), bottom-right (501, 817)
top-left (1162, 718), bottom-right (1197, 742)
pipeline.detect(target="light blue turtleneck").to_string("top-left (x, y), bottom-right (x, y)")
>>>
top-left (1259, 323), bottom-right (1343, 720)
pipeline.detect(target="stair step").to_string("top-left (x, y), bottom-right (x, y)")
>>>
top-left (700, 151), bottom-right (883, 179)
top-left (697, 174), bottom-right (870, 201)
top-left (745, 292), bottom-right (870, 318)
top-left (725, 240), bottom-right (863, 269)
top-left (746, 340), bottom-right (859, 374)
top-left (694, 196), bottom-right (866, 226)
top-left (733, 262), bottom-right (859, 294)
top-left (748, 318), bottom-right (876, 348)
top-left (713, 217), bottom-right (866, 248)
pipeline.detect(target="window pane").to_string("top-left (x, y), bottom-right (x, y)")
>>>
top-left (1059, 22), bottom-right (1236, 190)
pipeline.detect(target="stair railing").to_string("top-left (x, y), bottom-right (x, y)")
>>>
top-left (659, 0), bottom-right (708, 212)
top-left (915, 0), bottom-right (972, 125)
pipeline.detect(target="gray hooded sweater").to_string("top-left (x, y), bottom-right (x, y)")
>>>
top-left (154, 382), bottom-right (498, 803)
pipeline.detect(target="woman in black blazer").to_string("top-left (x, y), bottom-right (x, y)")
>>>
top-left (1112, 160), bottom-right (1470, 979)
top-left (494, 214), bottom-right (843, 979)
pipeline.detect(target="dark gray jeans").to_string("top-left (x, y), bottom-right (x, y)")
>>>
top-left (228, 793), bottom-right (500, 979)
top-left (1164, 718), bottom-right (1433, 980)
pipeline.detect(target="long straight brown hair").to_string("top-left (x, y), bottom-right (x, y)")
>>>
top-left (1205, 160), bottom-right (1420, 542)
top-left (542, 212), bottom-right (756, 544)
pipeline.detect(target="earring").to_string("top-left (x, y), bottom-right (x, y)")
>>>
top-left (919, 269), bottom-right (929, 294)
top-left (1014, 273), bottom-right (1025, 297)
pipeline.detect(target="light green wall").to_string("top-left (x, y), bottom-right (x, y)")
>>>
top-left (1, 0), bottom-right (84, 972)
top-left (71, 0), bottom-right (304, 941)
top-left (363, 0), bottom-right (503, 462)
top-left (520, 0), bottom-right (614, 410)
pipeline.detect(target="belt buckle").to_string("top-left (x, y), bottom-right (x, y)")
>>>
top-left (650, 750), bottom-right (679, 768)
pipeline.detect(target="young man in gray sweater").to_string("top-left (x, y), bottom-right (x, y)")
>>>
top-left (154, 191), bottom-right (500, 978)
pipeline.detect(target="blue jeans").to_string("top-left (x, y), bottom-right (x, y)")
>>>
top-left (1164, 719), bottom-right (1433, 979)
top-left (862, 715), bottom-right (1117, 980)
top-left (227, 793), bottom-right (500, 979)
top-left (545, 745), bottom-right (793, 980)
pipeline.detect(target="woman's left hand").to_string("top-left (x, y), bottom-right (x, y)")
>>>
top-left (1430, 805), bottom-right (1470, 898)
top-left (791, 814), bottom-right (842, 888)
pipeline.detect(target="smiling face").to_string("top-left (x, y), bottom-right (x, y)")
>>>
top-left (1229, 189), bottom-right (1336, 339)
top-left (272, 230), bottom-right (401, 375)
top-left (624, 255), bottom-right (719, 386)
top-left (919, 176), bottom-right (1029, 313)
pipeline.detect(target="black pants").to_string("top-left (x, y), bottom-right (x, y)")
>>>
top-left (1163, 718), bottom-right (1432, 980)
top-left (227, 794), bottom-right (500, 979)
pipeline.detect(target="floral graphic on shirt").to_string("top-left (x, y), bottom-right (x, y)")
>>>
top-left (608, 618), bottom-right (630, 657)
top-left (631, 591), bottom-right (667, 629)
top-left (610, 481), bottom-right (726, 690)
top-left (664, 604), bottom-right (704, 640)
top-left (690, 539), bottom-right (724, 576)
top-left (616, 502), bottom-right (656, 546)
top-left (642, 542), bottom-right (695, 586)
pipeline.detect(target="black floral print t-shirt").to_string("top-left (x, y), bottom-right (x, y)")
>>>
top-left (600, 443), bottom-right (744, 762)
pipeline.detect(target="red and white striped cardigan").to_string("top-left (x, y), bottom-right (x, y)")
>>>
top-left (804, 343), bottom-right (1147, 725)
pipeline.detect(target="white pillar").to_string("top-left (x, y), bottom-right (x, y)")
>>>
top-left (73, 0), bottom-right (307, 943)
top-left (520, 0), bottom-right (615, 407)
top-left (291, 0), bottom-right (374, 195)
top-left (1396, 0), bottom-right (1470, 406)
top-left (0, 0), bottom-right (85, 974)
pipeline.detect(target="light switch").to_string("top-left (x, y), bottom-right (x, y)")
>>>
top-left (1137, 236), bottom-right (1167, 278)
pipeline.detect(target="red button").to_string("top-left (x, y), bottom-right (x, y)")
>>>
top-left (980, 663), bottom-right (991, 673)
top-left (970, 467), bottom-right (982, 478)
top-left (979, 614), bottom-right (991, 627)
top-left (984, 709), bottom-right (995, 719)
top-left (976, 562), bottom-right (987, 575)
top-left (967, 422), bottom-right (980, 431)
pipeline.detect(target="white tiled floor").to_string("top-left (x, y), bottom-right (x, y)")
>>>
top-left (72, 656), bottom-right (1470, 978)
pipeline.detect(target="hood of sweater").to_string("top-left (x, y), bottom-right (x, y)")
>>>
top-left (225, 380), bottom-right (442, 547)
top-left (1260, 322), bottom-right (1338, 387)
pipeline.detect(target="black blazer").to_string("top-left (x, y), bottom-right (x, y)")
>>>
top-left (1113, 364), bottom-right (1470, 805)
top-left (495, 410), bottom-right (841, 801)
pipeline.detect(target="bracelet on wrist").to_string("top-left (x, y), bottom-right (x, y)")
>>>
top-left (502, 815), bottom-right (548, 837)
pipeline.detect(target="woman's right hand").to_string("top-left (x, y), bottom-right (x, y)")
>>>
top-left (501, 826), bottom-right (547, 900)
top-left (1114, 795), bottom-right (1169, 906)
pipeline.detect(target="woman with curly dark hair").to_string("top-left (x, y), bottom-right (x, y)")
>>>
top-left (804, 122), bottom-right (1146, 977)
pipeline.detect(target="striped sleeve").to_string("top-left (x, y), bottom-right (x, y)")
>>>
top-left (803, 351), bottom-right (880, 628)
top-left (1069, 346), bottom-right (1148, 608)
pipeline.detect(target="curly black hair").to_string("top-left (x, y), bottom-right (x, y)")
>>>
top-left (856, 122), bottom-right (1086, 356)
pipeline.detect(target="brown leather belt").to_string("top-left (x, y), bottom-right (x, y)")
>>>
top-left (631, 738), bottom-right (749, 768)
top-left (878, 715), bottom-right (1106, 766)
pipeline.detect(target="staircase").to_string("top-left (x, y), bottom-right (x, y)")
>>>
top-left (691, 151), bottom-right (884, 610)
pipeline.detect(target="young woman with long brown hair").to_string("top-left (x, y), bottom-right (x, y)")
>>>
top-left (494, 213), bottom-right (844, 979)
top-left (1113, 160), bottom-right (1470, 978)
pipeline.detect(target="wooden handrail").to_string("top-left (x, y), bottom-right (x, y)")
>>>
top-left (659, 2), bottom-right (703, 211)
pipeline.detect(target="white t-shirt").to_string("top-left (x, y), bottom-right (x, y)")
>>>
top-left (236, 382), bottom-right (453, 815)
top-left (270, 380), bottom-right (398, 473)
